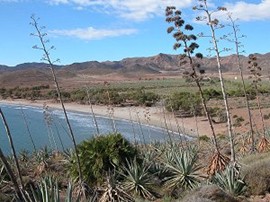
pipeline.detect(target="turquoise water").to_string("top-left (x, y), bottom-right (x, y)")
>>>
top-left (0, 104), bottom-right (188, 154)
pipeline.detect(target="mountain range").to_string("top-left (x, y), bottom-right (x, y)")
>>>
top-left (1, 52), bottom-right (269, 87)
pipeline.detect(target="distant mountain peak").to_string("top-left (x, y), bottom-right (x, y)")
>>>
top-left (1, 52), bottom-right (269, 87)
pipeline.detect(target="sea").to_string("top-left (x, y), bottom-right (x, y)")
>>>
top-left (0, 103), bottom-right (189, 155)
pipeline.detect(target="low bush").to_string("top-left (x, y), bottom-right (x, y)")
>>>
top-left (131, 89), bottom-right (160, 107)
top-left (198, 135), bottom-right (210, 142)
top-left (69, 133), bottom-right (139, 185)
top-left (203, 88), bottom-right (222, 100)
top-left (233, 116), bottom-right (245, 127)
top-left (241, 152), bottom-right (270, 195)
top-left (165, 92), bottom-right (202, 116)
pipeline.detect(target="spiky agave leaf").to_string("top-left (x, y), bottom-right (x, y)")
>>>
top-left (23, 176), bottom-right (60, 202)
top-left (0, 165), bottom-right (5, 185)
top-left (211, 165), bottom-right (246, 196)
top-left (163, 149), bottom-right (203, 191)
top-left (99, 173), bottom-right (134, 202)
top-left (120, 159), bottom-right (156, 200)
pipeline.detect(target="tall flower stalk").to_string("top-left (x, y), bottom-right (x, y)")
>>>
top-left (248, 54), bottom-right (270, 152)
top-left (0, 148), bottom-right (24, 200)
top-left (0, 108), bottom-right (24, 189)
top-left (30, 15), bottom-right (83, 183)
top-left (85, 87), bottom-right (100, 136)
top-left (193, 0), bottom-right (235, 163)
top-left (165, 6), bottom-right (219, 152)
top-left (20, 106), bottom-right (37, 153)
top-left (226, 13), bottom-right (255, 152)
top-left (165, 6), bottom-right (229, 175)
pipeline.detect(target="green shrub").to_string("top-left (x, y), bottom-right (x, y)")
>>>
top-left (69, 133), bottom-right (138, 185)
top-left (233, 116), bottom-right (245, 127)
top-left (211, 109), bottom-right (227, 123)
top-left (198, 135), bottom-right (210, 142)
top-left (70, 89), bottom-right (87, 103)
top-left (131, 89), bottom-right (160, 106)
top-left (47, 90), bottom-right (58, 99)
top-left (165, 92), bottom-right (202, 116)
top-left (202, 88), bottom-right (222, 100)
top-left (106, 90), bottom-right (126, 105)
top-left (208, 107), bottom-right (221, 117)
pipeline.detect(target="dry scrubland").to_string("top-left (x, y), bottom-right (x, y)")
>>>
top-left (1, 2), bottom-right (270, 201)
top-left (2, 74), bottom-right (270, 201)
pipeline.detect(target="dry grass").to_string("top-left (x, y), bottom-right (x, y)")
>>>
top-left (240, 152), bottom-right (270, 195)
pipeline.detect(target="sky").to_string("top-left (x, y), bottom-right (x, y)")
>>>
top-left (0, 0), bottom-right (269, 66)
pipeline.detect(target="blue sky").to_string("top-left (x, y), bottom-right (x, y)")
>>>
top-left (0, 0), bottom-right (269, 66)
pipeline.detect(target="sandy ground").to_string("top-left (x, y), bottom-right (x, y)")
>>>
top-left (0, 99), bottom-right (227, 138)
top-left (3, 98), bottom-right (269, 139)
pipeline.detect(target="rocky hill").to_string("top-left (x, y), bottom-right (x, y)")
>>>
top-left (1, 53), bottom-right (269, 87)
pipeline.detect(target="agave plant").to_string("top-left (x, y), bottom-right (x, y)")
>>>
top-left (23, 176), bottom-right (82, 202)
top-left (163, 148), bottom-right (203, 192)
top-left (23, 176), bottom-right (60, 202)
top-left (34, 146), bottom-right (52, 164)
top-left (99, 172), bottom-right (134, 202)
top-left (120, 159), bottom-right (157, 200)
top-left (0, 165), bottom-right (5, 185)
top-left (211, 165), bottom-right (246, 196)
top-left (140, 147), bottom-right (169, 188)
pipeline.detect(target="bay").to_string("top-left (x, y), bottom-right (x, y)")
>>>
top-left (0, 104), bottom-right (188, 154)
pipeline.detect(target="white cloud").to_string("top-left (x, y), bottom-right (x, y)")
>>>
top-left (47, 0), bottom-right (194, 21)
top-left (224, 0), bottom-right (270, 21)
top-left (47, 0), bottom-right (69, 5)
top-left (49, 27), bottom-right (138, 40)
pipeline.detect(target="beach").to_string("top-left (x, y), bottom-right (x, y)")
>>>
top-left (0, 99), bottom-right (229, 138)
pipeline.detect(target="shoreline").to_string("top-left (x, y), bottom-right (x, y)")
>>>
top-left (0, 99), bottom-right (187, 134)
top-left (0, 99), bottom-right (224, 138)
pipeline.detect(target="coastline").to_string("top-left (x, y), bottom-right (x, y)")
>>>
top-left (0, 99), bottom-right (225, 138)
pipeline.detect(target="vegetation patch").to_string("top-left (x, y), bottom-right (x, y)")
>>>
top-left (69, 133), bottom-right (139, 185)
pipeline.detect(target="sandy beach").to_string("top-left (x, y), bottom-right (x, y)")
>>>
top-left (0, 99), bottom-right (229, 138)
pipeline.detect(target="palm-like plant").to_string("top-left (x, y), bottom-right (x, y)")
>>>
top-left (120, 159), bottom-right (157, 200)
top-left (69, 133), bottom-right (138, 185)
top-left (211, 165), bottom-right (246, 196)
top-left (163, 148), bottom-right (203, 191)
